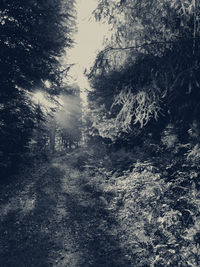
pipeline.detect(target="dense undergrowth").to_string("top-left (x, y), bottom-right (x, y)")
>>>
top-left (78, 135), bottom-right (200, 266)
top-left (1, 139), bottom-right (200, 266)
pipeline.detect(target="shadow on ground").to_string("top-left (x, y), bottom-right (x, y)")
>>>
top-left (61, 188), bottom-right (131, 267)
top-left (0, 166), bottom-right (64, 267)
top-left (0, 163), bottom-right (131, 266)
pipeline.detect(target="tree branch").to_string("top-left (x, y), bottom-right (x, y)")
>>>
top-left (101, 37), bottom-right (200, 55)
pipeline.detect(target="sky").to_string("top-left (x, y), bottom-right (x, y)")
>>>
top-left (33, 0), bottom-right (108, 107)
top-left (67, 0), bottom-right (109, 90)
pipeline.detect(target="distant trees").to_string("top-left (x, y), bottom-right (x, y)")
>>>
top-left (28, 101), bottom-right (50, 157)
top-left (0, 0), bottom-right (76, 177)
top-left (25, 84), bottom-right (82, 157)
top-left (54, 86), bottom-right (82, 151)
top-left (88, 0), bottom-right (200, 144)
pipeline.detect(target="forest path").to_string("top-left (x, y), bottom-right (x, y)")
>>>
top-left (0, 156), bottom-right (130, 267)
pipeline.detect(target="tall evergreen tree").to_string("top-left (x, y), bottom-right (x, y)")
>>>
top-left (0, 0), bottom-right (76, 177)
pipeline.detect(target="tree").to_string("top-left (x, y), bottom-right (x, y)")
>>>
top-left (88, 0), bottom-right (200, 144)
top-left (55, 85), bottom-right (82, 150)
top-left (0, 0), bottom-right (76, 177)
top-left (0, 89), bottom-right (35, 175)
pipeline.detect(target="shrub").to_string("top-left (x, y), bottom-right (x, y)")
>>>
top-left (102, 160), bottom-right (200, 266)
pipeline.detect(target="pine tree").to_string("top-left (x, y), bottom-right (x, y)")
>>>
top-left (0, 0), bottom-right (76, 178)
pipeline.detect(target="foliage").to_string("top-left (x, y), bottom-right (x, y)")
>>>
top-left (0, 90), bottom-right (35, 175)
top-left (94, 0), bottom-right (200, 49)
top-left (0, 0), bottom-right (75, 91)
top-left (87, 0), bottom-right (200, 144)
top-left (55, 89), bottom-right (82, 150)
top-left (0, 0), bottom-right (76, 178)
top-left (160, 124), bottom-right (179, 149)
top-left (27, 103), bottom-right (50, 159)
top-left (91, 149), bottom-right (200, 266)
top-left (86, 4), bottom-right (200, 264)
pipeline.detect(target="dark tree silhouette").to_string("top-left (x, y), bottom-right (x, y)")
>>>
top-left (88, 0), bottom-right (200, 144)
top-left (0, 0), bottom-right (76, 178)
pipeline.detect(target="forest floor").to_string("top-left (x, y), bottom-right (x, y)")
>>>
top-left (0, 155), bottom-right (131, 267)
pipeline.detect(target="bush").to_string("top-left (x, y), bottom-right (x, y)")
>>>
top-left (66, 148), bottom-right (94, 171)
top-left (102, 160), bottom-right (200, 266)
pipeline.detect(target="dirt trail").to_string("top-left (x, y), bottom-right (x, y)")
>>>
top-left (0, 158), bottom-right (131, 267)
